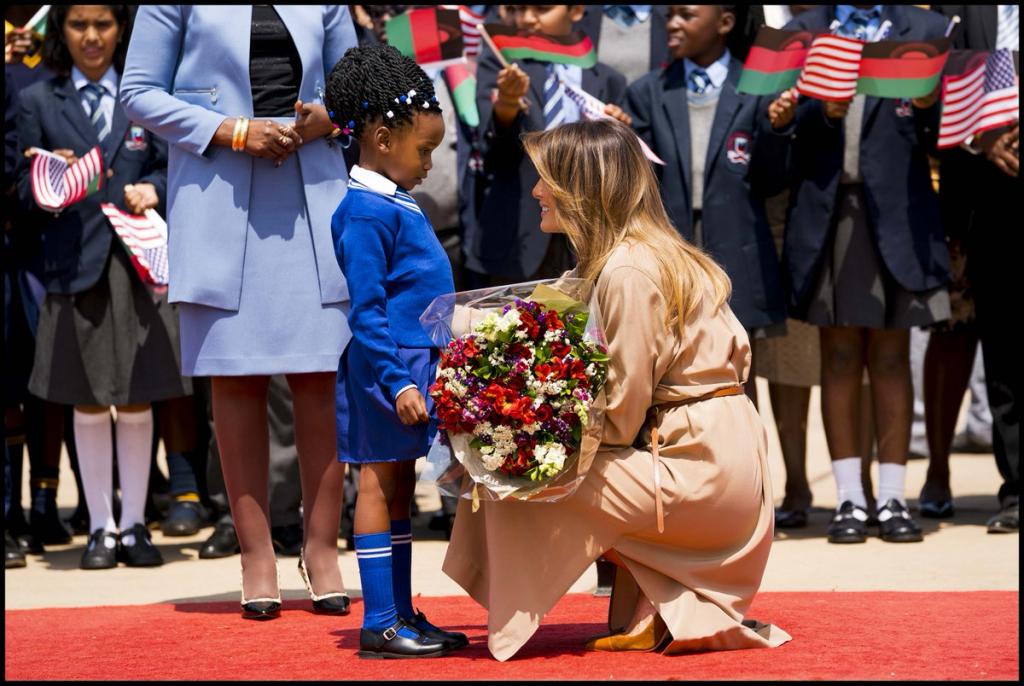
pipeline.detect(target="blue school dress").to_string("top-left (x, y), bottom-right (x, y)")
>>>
top-left (333, 165), bottom-right (455, 463)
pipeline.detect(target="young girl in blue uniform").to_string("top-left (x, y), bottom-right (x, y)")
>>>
top-left (326, 45), bottom-right (466, 659)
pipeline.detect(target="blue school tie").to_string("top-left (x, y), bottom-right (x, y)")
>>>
top-left (847, 9), bottom-right (878, 41)
top-left (687, 68), bottom-right (710, 95)
top-left (543, 63), bottom-right (566, 130)
top-left (997, 5), bottom-right (1019, 51)
top-left (81, 82), bottom-right (111, 142)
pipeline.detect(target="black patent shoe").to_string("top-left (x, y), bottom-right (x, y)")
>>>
top-left (241, 564), bottom-right (282, 620)
top-left (6, 529), bottom-right (27, 569)
top-left (161, 500), bottom-right (205, 537)
top-left (775, 508), bottom-right (809, 529)
top-left (271, 523), bottom-right (303, 557)
top-left (298, 553), bottom-right (351, 615)
top-left (358, 619), bottom-right (450, 659)
top-left (81, 529), bottom-right (119, 569)
top-left (117, 523), bottom-right (164, 566)
top-left (30, 502), bottom-right (73, 546)
top-left (200, 522), bottom-right (240, 559)
top-left (408, 609), bottom-right (469, 650)
top-left (877, 499), bottom-right (924, 542)
top-left (986, 501), bottom-right (1019, 534)
top-left (827, 501), bottom-right (869, 544)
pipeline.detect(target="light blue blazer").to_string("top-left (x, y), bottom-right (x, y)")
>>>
top-left (120, 5), bottom-right (356, 310)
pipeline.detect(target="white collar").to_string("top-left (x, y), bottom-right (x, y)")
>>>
top-left (349, 165), bottom-right (399, 196)
top-left (72, 65), bottom-right (119, 96)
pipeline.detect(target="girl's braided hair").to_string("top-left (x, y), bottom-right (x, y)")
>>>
top-left (325, 44), bottom-right (441, 138)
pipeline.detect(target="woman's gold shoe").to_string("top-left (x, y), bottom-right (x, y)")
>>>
top-left (584, 614), bottom-right (669, 652)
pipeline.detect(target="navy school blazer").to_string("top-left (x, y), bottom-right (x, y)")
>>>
top-left (462, 51), bottom-right (627, 280)
top-left (782, 5), bottom-right (951, 315)
top-left (623, 58), bottom-right (790, 329)
top-left (14, 75), bottom-right (167, 295)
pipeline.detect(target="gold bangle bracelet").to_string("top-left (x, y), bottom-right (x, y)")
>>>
top-left (238, 117), bottom-right (250, 151)
top-left (232, 117), bottom-right (249, 151)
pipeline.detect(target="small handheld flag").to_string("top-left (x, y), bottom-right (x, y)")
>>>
top-left (387, 7), bottom-right (465, 69)
top-left (856, 38), bottom-right (951, 98)
top-left (481, 24), bottom-right (597, 69)
top-left (559, 79), bottom-right (665, 166)
top-left (938, 49), bottom-right (1019, 149)
top-left (736, 27), bottom-right (813, 96)
top-left (796, 34), bottom-right (864, 101)
top-left (444, 63), bottom-right (480, 128)
top-left (100, 203), bottom-right (170, 287)
top-left (29, 146), bottom-right (103, 212)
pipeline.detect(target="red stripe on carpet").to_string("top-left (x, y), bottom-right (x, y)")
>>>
top-left (5, 592), bottom-right (1018, 680)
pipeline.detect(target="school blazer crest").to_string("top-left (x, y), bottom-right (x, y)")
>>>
top-left (120, 5), bottom-right (356, 310)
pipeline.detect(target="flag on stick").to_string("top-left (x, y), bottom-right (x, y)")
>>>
top-left (796, 34), bottom-right (863, 101)
top-left (100, 203), bottom-right (170, 286)
top-left (441, 5), bottom-right (484, 57)
top-left (29, 146), bottom-right (103, 212)
top-left (387, 7), bottom-right (465, 69)
top-left (444, 63), bottom-right (480, 127)
top-left (559, 79), bottom-right (665, 166)
top-left (856, 38), bottom-right (951, 98)
top-left (938, 49), bottom-right (1019, 149)
top-left (482, 24), bottom-right (597, 68)
top-left (736, 27), bottom-right (813, 95)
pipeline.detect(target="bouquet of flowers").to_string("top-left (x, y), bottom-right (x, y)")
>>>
top-left (420, 278), bottom-right (609, 503)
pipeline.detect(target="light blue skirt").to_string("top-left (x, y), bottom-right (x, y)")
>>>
top-left (179, 150), bottom-right (349, 376)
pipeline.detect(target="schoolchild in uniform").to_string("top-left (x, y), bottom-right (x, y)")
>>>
top-left (14, 5), bottom-right (189, 570)
top-left (464, 4), bottom-right (630, 283)
top-left (327, 45), bottom-right (467, 659)
top-left (622, 4), bottom-right (797, 399)
top-left (782, 5), bottom-right (951, 544)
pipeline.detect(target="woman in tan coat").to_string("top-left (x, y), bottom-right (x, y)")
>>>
top-left (443, 119), bottom-right (792, 661)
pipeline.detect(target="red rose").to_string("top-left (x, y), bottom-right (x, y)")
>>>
top-left (550, 341), bottom-right (571, 358)
top-left (535, 404), bottom-right (553, 422)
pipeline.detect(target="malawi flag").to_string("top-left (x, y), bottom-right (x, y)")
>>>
top-left (387, 7), bottom-right (465, 69)
top-left (857, 38), bottom-right (952, 98)
top-left (482, 24), bottom-right (597, 69)
top-left (736, 27), bottom-right (814, 95)
top-left (444, 63), bottom-right (480, 128)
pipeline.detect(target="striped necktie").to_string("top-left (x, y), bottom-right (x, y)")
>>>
top-left (81, 82), bottom-right (111, 142)
top-left (997, 5), bottom-right (1019, 51)
top-left (543, 64), bottom-right (567, 130)
top-left (687, 68), bottom-right (710, 95)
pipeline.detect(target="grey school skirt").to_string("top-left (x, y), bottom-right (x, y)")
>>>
top-left (28, 246), bottom-right (191, 406)
top-left (802, 184), bottom-right (950, 330)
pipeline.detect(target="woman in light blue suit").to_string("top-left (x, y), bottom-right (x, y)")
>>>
top-left (121, 5), bottom-right (356, 620)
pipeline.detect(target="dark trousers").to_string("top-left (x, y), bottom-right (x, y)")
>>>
top-left (969, 209), bottom-right (1020, 506)
top-left (201, 375), bottom-right (302, 527)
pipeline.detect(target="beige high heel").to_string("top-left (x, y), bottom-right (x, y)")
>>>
top-left (240, 561), bottom-right (281, 620)
top-left (298, 551), bottom-right (350, 615)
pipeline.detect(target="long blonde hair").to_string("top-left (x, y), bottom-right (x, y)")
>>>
top-left (522, 119), bottom-right (731, 334)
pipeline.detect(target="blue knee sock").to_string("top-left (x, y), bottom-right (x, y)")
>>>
top-left (391, 519), bottom-right (414, 619)
top-left (354, 531), bottom-right (417, 637)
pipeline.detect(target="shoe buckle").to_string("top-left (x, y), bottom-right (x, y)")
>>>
top-left (382, 626), bottom-right (399, 641)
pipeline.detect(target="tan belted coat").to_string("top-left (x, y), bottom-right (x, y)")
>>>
top-left (442, 241), bottom-right (792, 661)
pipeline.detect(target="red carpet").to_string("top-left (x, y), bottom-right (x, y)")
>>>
top-left (5, 592), bottom-right (1018, 681)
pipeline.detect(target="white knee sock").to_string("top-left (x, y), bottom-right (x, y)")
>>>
top-left (877, 462), bottom-right (907, 508)
top-left (831, 457), bottom-right (867, 509)
top-left (73, 409), bottom-right (116, 533)
top-left (114, 408), bottom-right (154, 532)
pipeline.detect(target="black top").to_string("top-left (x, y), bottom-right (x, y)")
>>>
top-left (249, 5), bottom-right (302, 117)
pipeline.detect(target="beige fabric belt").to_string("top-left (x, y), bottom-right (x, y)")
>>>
top-left (645, 385), bottom-right (746, 533)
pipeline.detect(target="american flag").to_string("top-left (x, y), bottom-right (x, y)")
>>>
top-left (796, 34), bottom-right (864, 101)
top-left (558, 78), bottom-right (666, 166)
top-left (30, 146), bottom-right (103, 212)
top-left (441, 4), bottom-right (483, 57)
top-left (938, 49), bottom-right (1019, 149)
top-left (100, 203), bottom-right (170, 286)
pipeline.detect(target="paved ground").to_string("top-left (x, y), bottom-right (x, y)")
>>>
top-left (5, 380), bottom-right (1018, 610)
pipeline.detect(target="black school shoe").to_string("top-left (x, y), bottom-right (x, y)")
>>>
top-left (81, 529), bottom-right (119, 569)
top-left (826, 501), bottom-right (869, 544)
top-left (6, 529), bottom-right (27, 569)
top-left (117, 523), bottom-right (164, 566)
top-left (358, 618), bottom-right (451, 659)
top-left (408, 610), bottom-right (469, 650)
top-left (876, 499), bottom-right (924, 543)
